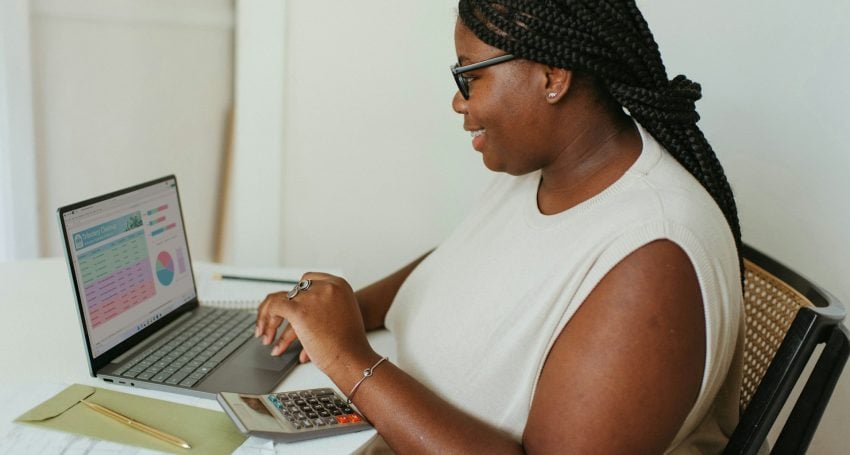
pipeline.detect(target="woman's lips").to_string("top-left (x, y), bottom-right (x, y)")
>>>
top-left (471, 129), bottom-right (486, 151)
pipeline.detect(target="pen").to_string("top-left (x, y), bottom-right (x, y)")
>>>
top-left (212, 273), bottom-right (299, 286)
top-left (80, 399), bottom-right (191, 449)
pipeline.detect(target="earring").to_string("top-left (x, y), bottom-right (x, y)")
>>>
top-left (547, 92), bottom-right (558, 100)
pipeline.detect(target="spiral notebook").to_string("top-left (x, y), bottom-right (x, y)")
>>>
top-left (194, 262), bottom-right (342, 310)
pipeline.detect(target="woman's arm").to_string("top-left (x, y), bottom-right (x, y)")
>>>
top-left (345, 240), bottom-right (705, 453)
top-left (256, 239), bottom-right (704, 453)
top-left (258, 251), bottom-right (431, 361)
top-left (523, 240), bottom-right (705, 454)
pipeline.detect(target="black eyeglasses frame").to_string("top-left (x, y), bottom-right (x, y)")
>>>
top-left (450, 54), bottom-right (516, 99)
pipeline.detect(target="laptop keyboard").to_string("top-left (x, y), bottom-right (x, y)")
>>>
top-left (112, 308), bottom-right (256, 388)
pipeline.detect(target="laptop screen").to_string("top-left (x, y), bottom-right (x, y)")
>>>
top-left (59, 176), bottom-right (197, 358)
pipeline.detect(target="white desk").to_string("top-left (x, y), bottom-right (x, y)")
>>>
top-left (0, 257), bottom-right (395, 454)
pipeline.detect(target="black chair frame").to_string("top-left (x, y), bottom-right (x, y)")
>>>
top-left (724, 244), bottom-right (850, 454)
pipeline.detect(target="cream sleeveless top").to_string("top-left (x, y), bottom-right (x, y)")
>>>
top-left (384, 122), bottom-right (743, 452)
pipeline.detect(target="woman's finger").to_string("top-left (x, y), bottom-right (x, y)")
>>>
top-left (299, 349), bottom-right (311, 363)
top-left (271, 322), bottom-right (300, 356)
top-left (262, 315), bottom-right (284, 345)
top-left (256, 291), bottom-right (291, 344)
top-left (301, 271), bottom-right (335, 281)
top-left (255, 292), bottom-right (276, 337)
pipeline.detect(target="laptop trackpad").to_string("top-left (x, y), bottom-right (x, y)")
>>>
top-left (233, 337), bottom-right (301, 371)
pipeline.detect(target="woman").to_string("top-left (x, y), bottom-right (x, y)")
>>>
top-left (256, 1), bottom-right (743, 453)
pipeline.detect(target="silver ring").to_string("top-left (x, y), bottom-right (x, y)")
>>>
top-left (287, 286), bottom-right (299, 300)
top-left (287, 279), bottom-right (312, 300)
top-left (298, 279), bottom-right (312, 291)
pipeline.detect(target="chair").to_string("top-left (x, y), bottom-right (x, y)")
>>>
top-left (724, 244), bottom-right (850, 454)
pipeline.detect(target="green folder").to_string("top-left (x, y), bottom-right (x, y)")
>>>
top-left (15, 384), bottom-right (247, 454)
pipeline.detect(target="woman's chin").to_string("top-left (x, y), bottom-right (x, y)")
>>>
top-left (480, 152), bottom-right (505, 173)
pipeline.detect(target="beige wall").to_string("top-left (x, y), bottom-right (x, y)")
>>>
top-left (31, 0), bottom-right (234, 262)
top-left (275, 0), bottom-right (490, 286)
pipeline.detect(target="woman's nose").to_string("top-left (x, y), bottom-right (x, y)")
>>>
top-left (451, 90), bottom-right (467, 115)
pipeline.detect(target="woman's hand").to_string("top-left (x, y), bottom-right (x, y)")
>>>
top-left (254, 272), bottom-right (375, 375)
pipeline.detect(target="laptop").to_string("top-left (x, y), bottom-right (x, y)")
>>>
top-left (57, 175), bottom-right (300, 399)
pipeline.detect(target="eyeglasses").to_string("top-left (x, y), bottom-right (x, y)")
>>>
top-left (450, 54), bottom-right (515, 99)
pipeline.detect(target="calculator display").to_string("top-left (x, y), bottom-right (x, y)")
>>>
top-left (240, 396), bottom-right (274, 416)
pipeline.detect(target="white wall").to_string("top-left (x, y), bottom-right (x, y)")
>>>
top-left (219, 0), bottom-right (285, 267)
top-left (0, 0), bottom-right (39, 260)
top-left (30, 0), bottom-right (234, 262)
top-left (278, 0), bottom-right (490, 286)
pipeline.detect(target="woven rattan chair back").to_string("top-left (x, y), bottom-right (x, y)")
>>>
top-left (740, 258), bottom-right (813, 411)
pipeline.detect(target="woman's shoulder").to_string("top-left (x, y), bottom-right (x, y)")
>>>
top-left (614, 125), bottom-right (731, 235)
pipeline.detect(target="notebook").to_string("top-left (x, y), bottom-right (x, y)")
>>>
top-left (195, 263), bottom-right (303, 310)
top-left (57, 175), bottom-right (300, 399)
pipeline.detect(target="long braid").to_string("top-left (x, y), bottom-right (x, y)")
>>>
top-left (458, 0), bottom-right (743, 267)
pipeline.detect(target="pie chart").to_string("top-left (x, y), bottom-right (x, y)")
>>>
top-left (156, 251), bottom-right (175, 286)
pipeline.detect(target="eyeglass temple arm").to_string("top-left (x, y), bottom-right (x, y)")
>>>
top-left (452, 54), bottom-right (515, 75)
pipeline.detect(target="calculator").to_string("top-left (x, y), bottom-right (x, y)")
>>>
top-left (217, 388), bottom-right (373, 443)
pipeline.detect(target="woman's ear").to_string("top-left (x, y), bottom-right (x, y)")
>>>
top-left (544, 67), bottom-right (572, 104)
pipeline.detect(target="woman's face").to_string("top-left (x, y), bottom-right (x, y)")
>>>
top-left (451, 21), bottom-right (553, 175)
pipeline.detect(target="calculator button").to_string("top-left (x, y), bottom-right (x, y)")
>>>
top-left (313, 418), bottom-right (325, 427)
top-left (307, 411), bottom-right (319, 419)
top-left (323, 416), bottom-right (338, 425)
top-left (336, 415), bottom-right (351, 424)
top-left (302, 419), bottom-right (314, 428)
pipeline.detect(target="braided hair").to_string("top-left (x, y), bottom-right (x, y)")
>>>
top-left (458, 0), bottom-right (742, 266)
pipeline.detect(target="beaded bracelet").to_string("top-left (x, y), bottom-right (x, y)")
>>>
top-left (345, 356), bottom-right (388, 405)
